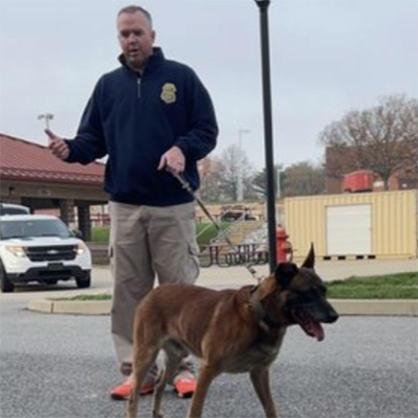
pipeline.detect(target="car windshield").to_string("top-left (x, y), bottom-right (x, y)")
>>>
top-left (0, 219), bottom-right (72, 239)
top-left (0, 207), bottom-right (29, 215)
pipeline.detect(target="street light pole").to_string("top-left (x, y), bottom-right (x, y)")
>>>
top-left (237, 129), bottom-right (251, 202)
top-left (276, 168), bottom-right (281, 200)
top-left (253, 0), bottom-right (277, 273)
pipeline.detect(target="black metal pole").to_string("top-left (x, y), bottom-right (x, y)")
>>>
top-left (254, 0), bottom-right (277, 272)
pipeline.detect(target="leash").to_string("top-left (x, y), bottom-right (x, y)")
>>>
top-left (167, 167), bottom-right (264, 284)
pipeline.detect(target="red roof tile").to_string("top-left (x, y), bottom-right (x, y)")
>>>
top-left (0, 133), bottom-right (104, 185)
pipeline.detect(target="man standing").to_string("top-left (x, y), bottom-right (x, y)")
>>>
top-left (46, 5), bottom-right (218, 400)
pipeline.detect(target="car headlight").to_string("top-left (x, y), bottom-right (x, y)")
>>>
top-left (5, 245), bottom-right (27, 258)
top-left (75, 242), bottom-right (88, 255)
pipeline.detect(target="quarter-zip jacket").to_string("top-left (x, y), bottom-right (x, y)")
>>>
top-left (64, 47), bottom-right (218, 206)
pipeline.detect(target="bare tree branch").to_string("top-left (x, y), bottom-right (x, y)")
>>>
top-left (320, 94), bottom-right (418, 190)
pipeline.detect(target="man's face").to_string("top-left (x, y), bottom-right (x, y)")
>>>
top-left (117, 11), bottom-right (155, 71)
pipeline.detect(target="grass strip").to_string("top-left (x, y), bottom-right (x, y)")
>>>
top-left (327, 272), bottom-right (417, 299)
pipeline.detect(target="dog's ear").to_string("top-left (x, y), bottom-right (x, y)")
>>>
top-left (301, 243), bottom-right (315, 269)
top-left (275, 262), bottom-right (299, 289)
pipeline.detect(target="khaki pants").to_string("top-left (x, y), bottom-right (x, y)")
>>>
top-left (109, 201), bottom-right (199, 375)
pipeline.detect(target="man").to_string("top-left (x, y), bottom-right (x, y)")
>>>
top-left (46, 4), bottom-right (218, 400)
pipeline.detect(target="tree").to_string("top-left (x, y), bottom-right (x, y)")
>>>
top-left (198, 156), bottom-right (223, 202)
top-left (215, 144), bottom-right (255, 201)
top-left (251, 164), bottom-right (284, 199)
top-left (282, 162), bottom-right (325, 197)
top-left (320, 95), bottom-right (418, 190)
top-left (252, 162), bottom-right (325, 198)
top-left (198, 146), bottom-right (255, 202)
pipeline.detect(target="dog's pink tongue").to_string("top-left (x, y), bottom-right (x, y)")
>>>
top-left (313, 323), bottom-right (325, 341)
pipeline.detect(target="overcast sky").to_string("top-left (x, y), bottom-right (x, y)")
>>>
top-left (0, 0), bottom-right (417, 171)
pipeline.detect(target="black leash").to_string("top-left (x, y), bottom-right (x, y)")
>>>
top-left (167, 168), bottom-right (264, 283)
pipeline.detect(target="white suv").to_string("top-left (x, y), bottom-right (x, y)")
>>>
top-left (0, 214), bottom-right (91, 292)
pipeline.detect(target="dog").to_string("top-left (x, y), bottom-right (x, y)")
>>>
top-left (126, 245), bottom-right (338, 418)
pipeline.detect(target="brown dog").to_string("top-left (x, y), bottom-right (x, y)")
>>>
top-left (126, 245), bottom-right (338, 418)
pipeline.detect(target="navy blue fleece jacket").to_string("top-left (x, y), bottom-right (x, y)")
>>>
top-left (65, 47), bottom-right (218, 206)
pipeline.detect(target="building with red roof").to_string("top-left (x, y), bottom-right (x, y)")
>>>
top-left (0, 133), bottom-right (108, 239)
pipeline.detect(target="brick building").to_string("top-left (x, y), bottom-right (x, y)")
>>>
top-left (325, 145), bottom-right (417, 194)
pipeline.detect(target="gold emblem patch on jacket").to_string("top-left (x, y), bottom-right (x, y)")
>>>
top-left (161, 83), bottom-right (177, 104)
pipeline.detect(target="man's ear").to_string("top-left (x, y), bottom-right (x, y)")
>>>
top-left (275, 263), bottom-right (298, 289)
top-left (301, 243), bottom-right (315, 269)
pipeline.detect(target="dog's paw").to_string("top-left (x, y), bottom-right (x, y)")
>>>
top-left (152, 410), bottom-right (167, 418)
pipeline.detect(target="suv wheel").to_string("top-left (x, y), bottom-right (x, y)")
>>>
top-left (0, 261), bottom-right (14, 293)
top-left (76, 271), bottom-right (91, 289)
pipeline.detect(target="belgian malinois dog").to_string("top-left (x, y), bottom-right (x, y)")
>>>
top-left (126, 245), bottom-right (338, 418)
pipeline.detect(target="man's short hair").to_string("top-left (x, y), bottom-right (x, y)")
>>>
top-left (118, 5), bottom-right (153, 27)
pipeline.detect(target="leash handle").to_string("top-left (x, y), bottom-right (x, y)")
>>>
top-left (167, 167), bottom-right (264, 283)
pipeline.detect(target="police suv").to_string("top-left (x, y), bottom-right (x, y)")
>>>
top-left (0, 214), bottom-right (91, 292)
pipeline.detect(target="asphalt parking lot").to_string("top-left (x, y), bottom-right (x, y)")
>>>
top-left (1, 299), bottom-right (417, 418)
top-left (0, 259), bottom-right (417, 418)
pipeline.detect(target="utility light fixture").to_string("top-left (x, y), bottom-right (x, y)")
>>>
top-left (37, 113), bottom-right (54, 130)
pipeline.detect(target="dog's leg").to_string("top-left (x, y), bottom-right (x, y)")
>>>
top-left (250, 368), bottom-right (279, 418)
top-left (126, 348), bottom-right (160, 418)
top-left (152, 350), bottom-right (184, 418)
top-left (187, 363), bottom-right (220, 418)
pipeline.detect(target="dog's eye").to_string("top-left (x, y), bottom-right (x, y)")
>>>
top-left (292, 287), bottom-right (325, 305)
top-left (291, 291), bottom-right (313, 305)
top-left (312, 286), bottom-right (327, 298)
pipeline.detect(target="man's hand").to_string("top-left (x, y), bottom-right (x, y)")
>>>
top-left (158, 146), bottom-right (185, 173)
top-left (45, 129), bottom-right (70, 160)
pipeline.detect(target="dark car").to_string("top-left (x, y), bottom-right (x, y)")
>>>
top-left (0, 203), bottom-right (30, 215)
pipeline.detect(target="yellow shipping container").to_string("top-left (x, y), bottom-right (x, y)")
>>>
top-left (284, 190), bottom-right (417, 260)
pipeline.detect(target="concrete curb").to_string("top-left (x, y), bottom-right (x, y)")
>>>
top-left (330, 299), bottom-right (418, 316)
top-left (27, 298), bottom-right (418, 316)
top-left (27, 299), bottom-right (111, 315)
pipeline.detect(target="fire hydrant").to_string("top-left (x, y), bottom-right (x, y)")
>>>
top-left (276, 226), bottom-right (293, 263)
